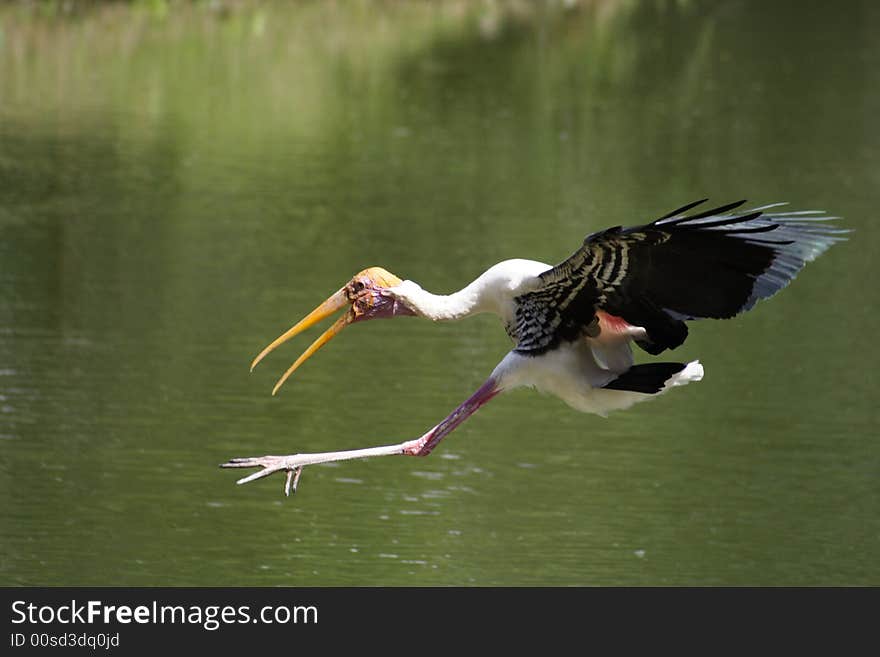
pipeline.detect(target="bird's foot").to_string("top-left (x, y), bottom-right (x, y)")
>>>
top-left (221, 441), bottom-right (409, 496)
top-left (221, 455), bottom-right (305, 496)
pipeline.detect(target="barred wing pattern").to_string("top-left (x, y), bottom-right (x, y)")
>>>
top-left (512, 200), bottom-right (847, 356)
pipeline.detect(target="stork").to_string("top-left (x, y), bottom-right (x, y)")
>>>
top-left (222, 200), bottom-right (846, 496)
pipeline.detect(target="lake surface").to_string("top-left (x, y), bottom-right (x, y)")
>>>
top-left (1, 0), bottom-right (877, 586)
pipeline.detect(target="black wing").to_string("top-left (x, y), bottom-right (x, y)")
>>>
top-left (512, 200), bottom-right (848, 355)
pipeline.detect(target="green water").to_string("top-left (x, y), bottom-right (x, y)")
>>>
top-left (1, 0), bottom-right (877, 586)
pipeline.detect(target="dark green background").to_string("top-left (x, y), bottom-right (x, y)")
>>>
top-left (1, 0), bottom-right (876, 585)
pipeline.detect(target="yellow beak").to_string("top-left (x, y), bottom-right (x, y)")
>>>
top-left (250, 267), bottom-right (405, 396)
top-left (250, 287), bottom-right (352, 395)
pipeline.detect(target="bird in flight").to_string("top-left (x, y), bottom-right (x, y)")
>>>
top-left (222, 200), bottom-right (846, 496)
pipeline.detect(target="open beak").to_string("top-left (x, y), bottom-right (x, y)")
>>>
top-left (250, 267), bottom-right (406, 395)
top-left (250, 288), bottom-right (352, 395)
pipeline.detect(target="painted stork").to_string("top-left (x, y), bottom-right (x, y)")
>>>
top-left (222, 200), bottom-right (846, 496)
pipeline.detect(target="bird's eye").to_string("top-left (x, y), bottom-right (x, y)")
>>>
top-left (354, 280), bottom-right (365, 292)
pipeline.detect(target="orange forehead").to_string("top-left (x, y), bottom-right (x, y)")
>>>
top-left (356, 267), bottom-right (403, 288)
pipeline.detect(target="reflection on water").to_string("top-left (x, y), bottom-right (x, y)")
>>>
top-left (1, 0), bottom-right (878, 585)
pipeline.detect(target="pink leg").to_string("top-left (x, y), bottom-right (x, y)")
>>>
top-left (222, 376), bottom-right (502, 495)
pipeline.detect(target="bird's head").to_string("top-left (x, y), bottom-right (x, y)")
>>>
top-left (250, 266), bottom-right (415, 394)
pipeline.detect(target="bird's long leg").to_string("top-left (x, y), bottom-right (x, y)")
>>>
top-left (221, 376), bottom-right (502, 496)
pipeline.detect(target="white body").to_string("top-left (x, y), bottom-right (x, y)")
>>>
top-left (491, 346), bottom-right (703, 417)
top-left (391, 259), bottom-right (704, 417)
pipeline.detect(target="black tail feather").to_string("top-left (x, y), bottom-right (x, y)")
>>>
top-left (603, 363), bottom-right (687, 394)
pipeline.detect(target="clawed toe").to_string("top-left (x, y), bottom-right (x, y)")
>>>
top-left (220, 455), bottom-right (303, 494)
top-left (284, 467), bottom-right (304, 496)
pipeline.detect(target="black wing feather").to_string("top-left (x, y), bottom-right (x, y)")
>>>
top-left (512, 201), bottom-right (847, 356)
top-left (657, 199), bottom-right (747, 226)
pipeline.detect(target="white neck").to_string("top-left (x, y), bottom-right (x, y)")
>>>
top-left (390, 259), bottom-right (552, 323)
top-left (392, 279), bottom-right (490, 321)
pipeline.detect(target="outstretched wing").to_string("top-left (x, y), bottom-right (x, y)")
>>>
top-left (512, 200), bottom-right (848, 355)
